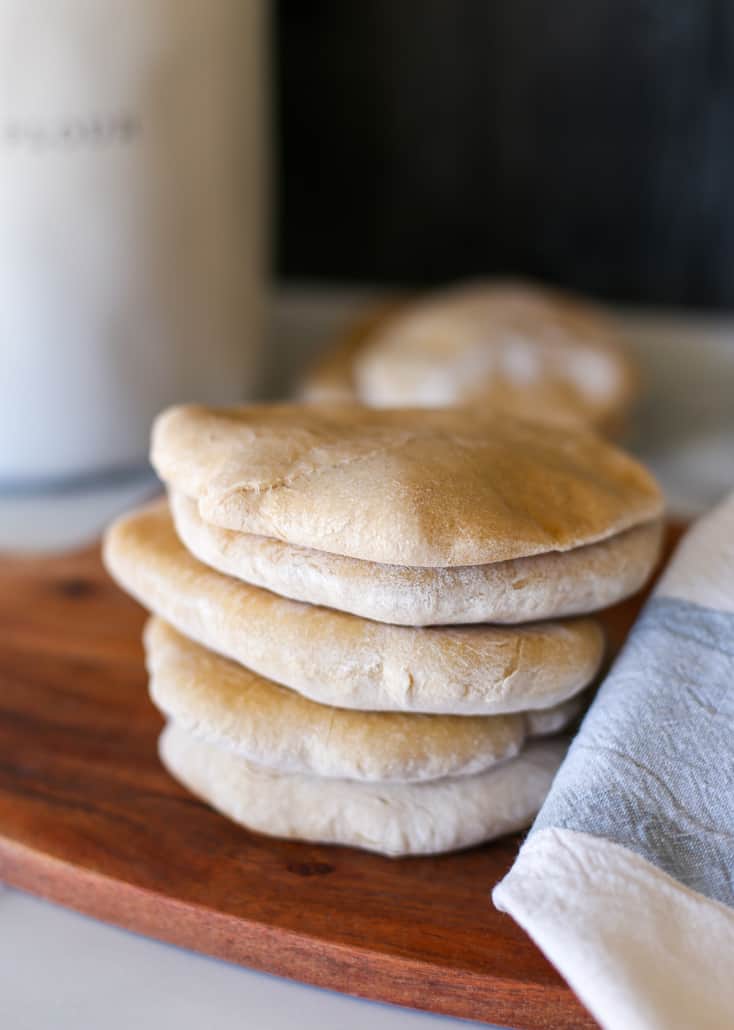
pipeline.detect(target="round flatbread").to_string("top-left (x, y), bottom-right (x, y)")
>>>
top-left (353, 282), bottom-right (636, 429)
top-left (146, 617), bottom-right (581, 782)
top-left (170, 490), bottom-right (662, 626)
top-left (299, 300), bottom-right (404, 405)
top-left (159, 722), bottom-right (568, 857)
top-left (103, 502), bottom-right (604, 715)
top-left (151, 403), bottom-right (662, 567)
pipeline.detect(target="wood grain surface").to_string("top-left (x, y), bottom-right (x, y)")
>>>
top-left (0, 522), bottom-right (684, 1029)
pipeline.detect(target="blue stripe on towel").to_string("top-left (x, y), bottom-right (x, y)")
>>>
top-left (533, 597), bottom-right (734, 907)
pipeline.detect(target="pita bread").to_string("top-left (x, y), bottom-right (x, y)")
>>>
top-left (170, 490), bottom-right (662, 626)
top-left (145, 617), bottom-right (582, 782)
top-left (159, 722), bottom-right (567, 856)
top-left (525, 693), bottom-right (585, 736)
top-left (104, 502), bottom-right (604, 715)
top-left (355, 282), bottom-right (634, 419)
top-left (300, 283), bottom-right (636, 432)
top-left (151, 403), bottom-right (663, 567)
top-left (299, 301), bottom-right (404, 405)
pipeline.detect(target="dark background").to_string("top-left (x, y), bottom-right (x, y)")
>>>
top-left (275, 0), bottom-right (734, 307)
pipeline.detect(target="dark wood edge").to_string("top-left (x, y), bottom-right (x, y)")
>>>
top-left (0, 834), bottom-right (594, 1029)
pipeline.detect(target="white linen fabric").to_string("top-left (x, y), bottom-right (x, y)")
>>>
top-left (493, 489), bottom-right (734, 1030)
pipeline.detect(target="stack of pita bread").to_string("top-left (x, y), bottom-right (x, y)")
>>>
top-left (104, 404), bottom-right (663, 856)
top-left (300, 280), bottom-right (637, 435)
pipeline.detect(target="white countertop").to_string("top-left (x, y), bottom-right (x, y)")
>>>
top-left (1, 288), bottom-right (733, 1030)
top-left (0, 888), bottom-right (472, 1030)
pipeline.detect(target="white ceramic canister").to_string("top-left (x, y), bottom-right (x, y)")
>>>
top-left (0, 0), bottom-right (265, 484)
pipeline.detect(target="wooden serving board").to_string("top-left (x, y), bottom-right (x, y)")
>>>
top-left (0, 524), bottom-right (683, 1030)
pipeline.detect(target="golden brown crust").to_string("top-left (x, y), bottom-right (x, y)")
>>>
top-left (170, 490), bottom-right (663, 625)
top-left (298, 282), bottom-right (638, 433)
top-left (298, 300), bottom-right (406, 404)
top-left (152, 403), bottom-right (663, 567)
top-left (146, 617), bottom-right (579, 782)
top-left (104, 501), bottom-right (605, 715)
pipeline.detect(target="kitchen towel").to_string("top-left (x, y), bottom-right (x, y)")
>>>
top-left (493, 489), bottom-right (734, 1030)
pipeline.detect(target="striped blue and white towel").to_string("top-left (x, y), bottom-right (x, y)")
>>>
top-left (494, 490), bottom-right (734, 1030)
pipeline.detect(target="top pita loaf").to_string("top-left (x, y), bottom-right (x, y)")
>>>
top-left (152, 404), bottom-right (663, 567)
